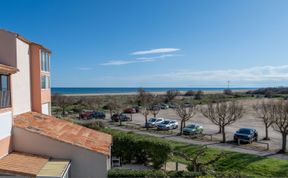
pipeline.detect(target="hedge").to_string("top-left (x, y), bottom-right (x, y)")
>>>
top-left (108, 169), bottom-right (202, 178)
top-left (111, 131), bottom-right (172, 169)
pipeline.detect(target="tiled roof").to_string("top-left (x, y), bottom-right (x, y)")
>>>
top-left (0, 152), bottom-right (49, 177)
top-left (14, 112), bottom-right (112, 156)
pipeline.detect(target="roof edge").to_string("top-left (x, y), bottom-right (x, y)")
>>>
top-left (0, 29), bottom-right (51, 52)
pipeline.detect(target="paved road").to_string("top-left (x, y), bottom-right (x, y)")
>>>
top-left (109, 125), bottom-right (288, 161)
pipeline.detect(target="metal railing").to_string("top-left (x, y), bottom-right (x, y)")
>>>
top-left (0, 90), bottom-right (11, 108)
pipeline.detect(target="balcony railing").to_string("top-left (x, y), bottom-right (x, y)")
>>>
top-left (0, 90), bottom-right (11, 108)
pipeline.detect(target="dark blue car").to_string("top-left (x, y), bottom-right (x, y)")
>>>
top-left (234, 128), bottom-right (258, 143)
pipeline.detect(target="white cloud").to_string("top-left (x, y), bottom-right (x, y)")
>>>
top-left (100, 54), bottom-right (178, 66)
top-left (157, 65), bottom-right (288, 82)
top-left (131, 48), bottom-right (180, 55)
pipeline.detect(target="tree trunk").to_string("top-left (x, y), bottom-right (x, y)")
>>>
top-left (109, 110), bottom-right (112, 119)
top-left (62, 107), bottom-right (65, 117)
top-left (145, 115), bottom-right (148, 130)
top-left (179, 120), bottom-right (184, 135)
top-left (222, 126), bottom-right (226, 143)
top-left (281, 133), bottom-right (287, 153)
top-left (218, 118), bottom-right (222, 133)
top-left (154, 113), bottom-right (156, 118)
top-left (264, 123), bottom-right (269, 140)
top-left (130, 113), bottom-right (133, 121)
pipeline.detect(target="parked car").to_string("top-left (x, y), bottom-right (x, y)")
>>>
top-left (160, 104), bottom-right (169, 109)
top-left (93, 111), bottom-right (106, 119)
top-left (157, 120), bottom-right (178, 130)
top-left (111, 113), bottom-right (130, 122)
top-left (183, 123), bottom-right (203, 135)
top-left (168, 103), bottom-right (176, 109)
top-left (146, 117), bottom-right (164, 127)
top-left (133, 106), bottom-right (142, 113)
top-left (234, 128), bottom-right (258, 143)
top-left (123, 108), bottom-right (136, 114)
top-left (79, 111), bottom-right (94, 120)
top-left (79, 111), bottom-right (106, 120)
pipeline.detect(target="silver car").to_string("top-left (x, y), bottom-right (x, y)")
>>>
top-left (146, 117), bottom-right (164, 127)
top-left (157, 120), bottom-right (178, 130)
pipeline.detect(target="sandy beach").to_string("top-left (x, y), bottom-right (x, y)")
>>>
top-left (61, 89), bottom-right (251, 96)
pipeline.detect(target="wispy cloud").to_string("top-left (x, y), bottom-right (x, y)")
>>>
top-left (131, 48), bottom-right (180, 55)
top-left (78, 67), bottom-right (93, 71)
top-left (100, 54), bottom-right (178, 66)
top-left (157, 65), bottom-right (288, 82)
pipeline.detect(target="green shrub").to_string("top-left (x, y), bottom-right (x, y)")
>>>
top-left (167, 170), bottom-right (202, 178)
top-left (108, 169), bottom-right (166, 178)
top-left (111, 132), bottom-right (172, 169)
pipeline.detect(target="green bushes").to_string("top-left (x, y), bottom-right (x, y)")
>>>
top-left (108, 169), bottom-right (201, 178)
top-left (111, 131), bottom-right (172, 169)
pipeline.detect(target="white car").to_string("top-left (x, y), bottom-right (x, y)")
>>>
top-left (146, 117), bottom-right (164, 127)
top-left (157, 120), bottom-right (178, 130)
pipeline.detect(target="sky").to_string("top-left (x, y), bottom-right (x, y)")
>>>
top-left (1, 0), bottom-right (288, 88)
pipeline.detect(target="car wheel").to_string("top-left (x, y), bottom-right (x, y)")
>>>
top-left (255, 136), bottom-right (258, 142)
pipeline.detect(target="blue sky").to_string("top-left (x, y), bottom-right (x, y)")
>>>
top-left (1, 0), bottom-right (288, 87)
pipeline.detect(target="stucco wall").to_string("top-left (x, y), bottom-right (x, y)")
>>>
top-left (11, 39), bottom-right (31, 115)
top-left (0, 30), bottom-right (17, 67)
top-left (0, 111), bottom-right (12, 158)
top-left (12, 127), bottom-right (110, 178)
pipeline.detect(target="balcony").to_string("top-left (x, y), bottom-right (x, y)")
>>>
top-left (0, 90), bottom-right (11, 108)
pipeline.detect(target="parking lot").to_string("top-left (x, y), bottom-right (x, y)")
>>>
top-left (103, 99), bottom-right (283, 151)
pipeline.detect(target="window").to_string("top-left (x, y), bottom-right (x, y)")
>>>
top-left (0, 75), bottom-right (9, 91)
top-left (0, 75), bottom-right (10, 108)
top-left (41, 50), bottom-right (50, 72)
top-left (41, 76), bottom-right (50, 89)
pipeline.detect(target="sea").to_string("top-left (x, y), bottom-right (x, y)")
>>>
top-left (51, 87), bottom-right (257, 95)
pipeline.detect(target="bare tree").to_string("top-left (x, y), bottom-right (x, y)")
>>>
top-left (174, 103), bottom-right (197, 135)
top-left (80, 97), bottom-right (101, 111)
top-left (165, 89), bottom-right (179, 103)
top-left (137, 88), bottom-right (153, 129)
top-left (52, 93), bottom-right (72, 117)
top-left (201, 101), bottom-right (244, 143)
top-left (173, 146), bottom-right (224, 173)
top-left (150, 107), bottom-right (160, 118)
top-left (272, 100), bottom-right (288, 153)
top-left (149, 95), bottom-right (161, 118)
top-left (105, 101), bottom-right (120, 118)
top-left (195, 90), bottom-right (204, 100)
top-left (253, 100), bottom-right (275, 140)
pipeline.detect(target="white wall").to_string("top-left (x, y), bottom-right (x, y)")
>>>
top-left (41, 103), bottom-right (49, 115)
top-left (13, 128), bottom-right (110, 178)
top-left (11, 39), bottom-right (31, 115)
top-left (0, 111), bottom-right (12, 139)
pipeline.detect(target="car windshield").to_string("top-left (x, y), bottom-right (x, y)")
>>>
top-left (162, 121), bottom-right (170, 124)
top-left (156, 119), bottom-right (162, 122)
top-left (187, 125), bottom-right (196, 129)
top-left (149, 118), bottom-right (156, 122)
top-left (238, 129), bottom-right (251, 134)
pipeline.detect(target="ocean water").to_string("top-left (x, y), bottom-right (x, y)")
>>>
top-left (51, 87), bottom-right (257, 94)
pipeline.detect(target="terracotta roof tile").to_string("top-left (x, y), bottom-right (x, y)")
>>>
top-left (0, 152), bottom-right (49, 177)
top-left (14, 112), bottom-right (112, 156)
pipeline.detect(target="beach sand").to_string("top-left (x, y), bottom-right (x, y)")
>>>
top-left (62, 89), bottom-right (250, 96)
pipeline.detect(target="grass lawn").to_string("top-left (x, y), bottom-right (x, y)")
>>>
top-left (170, 142), bottom-right (288, 177)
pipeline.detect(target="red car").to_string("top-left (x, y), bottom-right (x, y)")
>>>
top-left (79, 111), bottom-right (94, 119)
top-left (123, 108), bottom-right (136, 114)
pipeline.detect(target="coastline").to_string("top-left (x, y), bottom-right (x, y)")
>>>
top-left (60, 89), bottom-right (250, 96)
